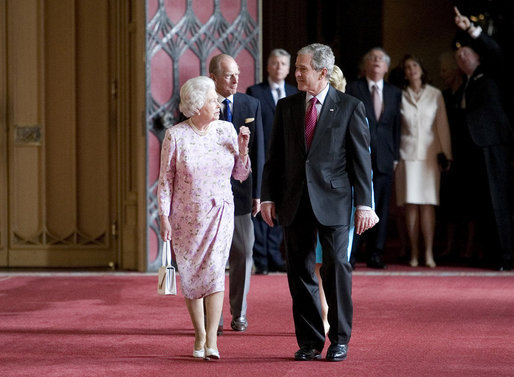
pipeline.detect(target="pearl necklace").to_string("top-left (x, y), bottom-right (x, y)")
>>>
top-left (187, 118), bottom-right (209, 136)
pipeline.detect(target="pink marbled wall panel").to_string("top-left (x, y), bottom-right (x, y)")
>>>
top-left (164, 0), bottom-right (186, 23)
top-left (178, 49), bottom-right (201, 87)
top-left (193, 0), bottom-right (214, 23)
top-left (148, 132), bottom-right (161, 192)
top-left (235, 48), bottom-right (255, 93)
top-left (150, 49), bottom-right (173, 105)
top-left (147, 0), bottom-right (158, 21)
top-left (147, 0), bottom-right (260, 269)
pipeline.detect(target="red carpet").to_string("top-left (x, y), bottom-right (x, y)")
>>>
top-left (1, 269), bottom-right (513, 376)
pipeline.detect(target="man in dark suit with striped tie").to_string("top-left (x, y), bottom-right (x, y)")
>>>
top-left (346, 47), bottom-right (402, 269)
top-left (261, 43), bottom-right (378, 362)
top-left (246, 49), bottom-right (298, 275)
top-left (209, 54), bottom-right (265, 332)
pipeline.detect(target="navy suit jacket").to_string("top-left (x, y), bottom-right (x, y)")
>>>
top-left (261, 86), bottom-right (373, 227)
top-left (346, 78), bottom-right (401, 175)
top-left (225, 92), bottom-right (265, 216)
top-left (246, 81), bottom-right (298, 149)
top-left (463, 33), bottom-right (513, 147)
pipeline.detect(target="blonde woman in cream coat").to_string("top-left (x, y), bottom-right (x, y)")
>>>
top-left (395, 55), bottom-right (452, 268)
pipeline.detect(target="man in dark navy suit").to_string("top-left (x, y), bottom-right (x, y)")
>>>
top-left (246, 49), bottom-right (298, 275)
top-left (209, 54), bottom-right (265, 332)
top-left (346, 47), bottom-right (402, 269)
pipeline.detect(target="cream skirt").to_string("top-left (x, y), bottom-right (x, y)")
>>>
top-left (395, 158), bottom-right (440, 206)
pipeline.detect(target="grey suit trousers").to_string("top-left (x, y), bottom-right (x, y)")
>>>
top-left (229, 213), bottom-right (254, 318)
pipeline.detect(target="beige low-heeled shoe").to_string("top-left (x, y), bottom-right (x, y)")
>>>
top-left (425, 259), bottom-right (436, 268)
top-left (193, 348), bottom-right (205, 358)
top-left (205, 347), bottom-right (220, 359)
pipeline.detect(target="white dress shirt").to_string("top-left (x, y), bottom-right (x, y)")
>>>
top-left (268, 78), bottom-right (285, 104)
top-left (366, 78), bottom-right (384, 100)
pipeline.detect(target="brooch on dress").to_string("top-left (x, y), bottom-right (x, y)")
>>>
top-left (216, 127), bottom-right (224, 145)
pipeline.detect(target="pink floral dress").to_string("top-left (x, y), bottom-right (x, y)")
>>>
top-left (158, 120), bottom-right (250, 299)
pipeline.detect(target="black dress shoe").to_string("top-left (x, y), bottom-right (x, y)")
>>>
top-left (326, 343), bottom-right (348, 362)
top-left (254, 268), bottom-right (269, 275)
top-left (367, 257), bottom-right (387, 269)
top-left (217, 325), bottom-right (223, 336)
top-left (273, 263), bottom-right (287, 273)
top-left (230, 316), bottom-right (248, 331)
top-left (294, 346), bottom-right (321, 361)
top-left (496, 259), bottom-right (512, 271)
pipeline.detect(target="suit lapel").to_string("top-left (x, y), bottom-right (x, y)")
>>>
top-left (285, 84), bottom-right (297, 97)
top-left (290, 93), bottom-right (307, 153)
top-left (360, 79), bottom-right (379, 124)
top-left (309, 86), bottom-right (337, 152)
top-left (232, 93), bottom-right (246, 130)
top-left (262, 84), bottom-right (276, 111)
top-left (382, 83), bottom-right (394, 121)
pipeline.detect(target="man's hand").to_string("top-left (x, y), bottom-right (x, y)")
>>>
top-left (252, 199), bottom-right (261, 217)
top-left (261, 202), bottom-right (276, 227)
top-left (238, 126), bottom-right (251, 154)
top-left (354, 209), bottom-right (379, 235)
top-left (454, 6), bottom-right (471, 31)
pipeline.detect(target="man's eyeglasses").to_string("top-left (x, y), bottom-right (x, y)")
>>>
top-left (366, 55), bottom-right (387, 62)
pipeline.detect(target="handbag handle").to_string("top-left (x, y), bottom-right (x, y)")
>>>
top-left (161, 240), bottom-right (172, 267)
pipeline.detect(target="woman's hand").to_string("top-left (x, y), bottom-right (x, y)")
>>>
top-left (238, 126), bottom-right (251, 158)
top-left (160, 215), bottom-right (172, 241)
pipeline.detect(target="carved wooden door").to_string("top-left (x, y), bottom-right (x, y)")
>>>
top-left (0, 0), bottom-right (118, 267)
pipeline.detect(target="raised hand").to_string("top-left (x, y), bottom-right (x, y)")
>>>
top-left (454, 6), bottom-right (471, 30)
top-left (238, 126), bottom-right (250, 156)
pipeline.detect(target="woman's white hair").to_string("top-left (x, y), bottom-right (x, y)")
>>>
top-left (179, 76), bottom-right (216, 118)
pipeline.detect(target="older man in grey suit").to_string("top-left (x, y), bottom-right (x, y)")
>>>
top-left (261, 43), bottom-right (378, 362)
top-left (209, 54), bottom-right (265, 333)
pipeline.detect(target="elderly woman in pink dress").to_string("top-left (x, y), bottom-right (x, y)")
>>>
top-left (158, 76), bottom-right (250, 360)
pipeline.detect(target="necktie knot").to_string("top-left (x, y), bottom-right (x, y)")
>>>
top-left (223, 98), bottom-right (232, 122)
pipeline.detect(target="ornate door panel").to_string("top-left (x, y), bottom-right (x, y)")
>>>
top-left (1, 0), bottom-right (117, 267)
top-left (145, 0), bottom-right (261, 271)
top-left (0, 1), bottom-right (6, 265)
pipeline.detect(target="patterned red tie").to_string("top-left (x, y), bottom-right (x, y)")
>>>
top-left (305, 97), bottom-right (318, 149)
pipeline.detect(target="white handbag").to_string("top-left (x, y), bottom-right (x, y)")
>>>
top-left (157, 240), bottom-right (177, 295)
